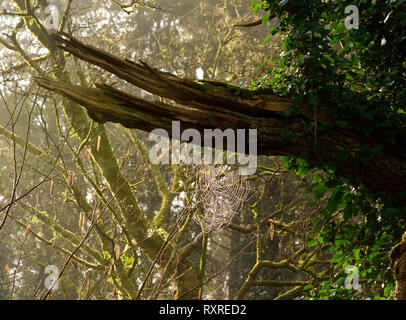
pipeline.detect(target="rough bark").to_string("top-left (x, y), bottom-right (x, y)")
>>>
top-left (390, 234), bottom-right (406, 300)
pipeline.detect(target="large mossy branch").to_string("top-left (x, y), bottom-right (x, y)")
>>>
top-left (11, 216), bottom-right (100, 269)
top-left (49, 31), bottom-right (293, 116)
top-left (35, 77), bottom-right (306, 157)
top-left (36, 75), bottom-right (406, 198)
top-left (34, 33), bottom-right (406, 198)
top-left (128, 131), bottom-right (179, 228)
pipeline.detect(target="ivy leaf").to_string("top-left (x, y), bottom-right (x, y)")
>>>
top-left (262, 13), bottom-right (271, 25)
top-left (384, 283), bottom-right (394, 297)
top-left (263, 35), bottom-right (272, 45)
top-left (353, 248), bottom-right (361, 261)
top-left (308, 239), bottom-right (319, 248)
top-left (303, 284), bottom-right (312, 291)
top-left (253, 4), bottom-right (261, 15)
top-left (250, 0), bottom-right (258, 8)
top-left (336, 22), bottom-right (346, 33)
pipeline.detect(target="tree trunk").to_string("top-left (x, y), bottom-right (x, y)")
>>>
top-left (390, 235), bottom-right (406, 300)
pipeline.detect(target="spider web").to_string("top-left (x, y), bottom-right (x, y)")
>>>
top-left (186, 163), bottom-right (251, 233)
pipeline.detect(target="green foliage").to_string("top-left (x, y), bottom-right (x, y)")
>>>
top-left (254, 0), bottom-right (406, 299)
